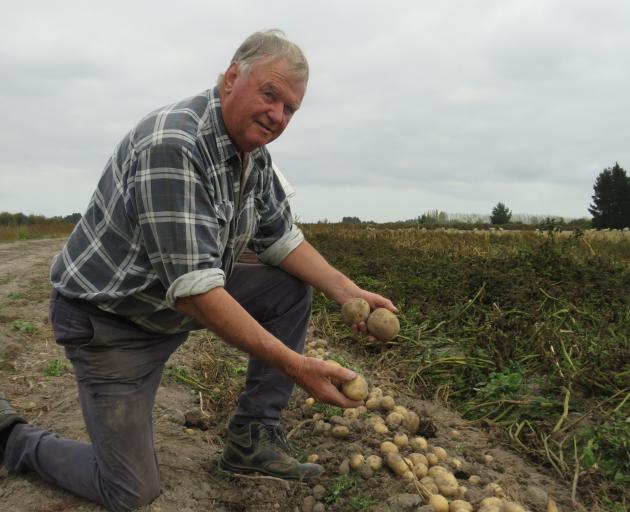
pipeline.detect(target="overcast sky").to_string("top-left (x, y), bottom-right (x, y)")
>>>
top-left (1, 0), bottom-right (629, 222)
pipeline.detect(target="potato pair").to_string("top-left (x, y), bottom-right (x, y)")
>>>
top-left (341, 298), bottom-right (400, 341)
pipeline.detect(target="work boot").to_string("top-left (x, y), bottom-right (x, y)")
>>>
top-left (0, 392), bottom-right (26, 465)
top-left (220, 422), bottom-right (324, 480)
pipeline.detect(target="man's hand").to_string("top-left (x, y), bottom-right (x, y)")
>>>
top-left (279, 241), bottom-right (398, 341)
top-left (343, 289), bottom-right (397, 342)
top-left (286, 357), bottom-right (363, 408)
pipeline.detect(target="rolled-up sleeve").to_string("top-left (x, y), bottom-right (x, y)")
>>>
top-left (134, 143), bottom-right (226, 308)
top-left (165, 268), bottom-right (225, 308)
top-left (257, 224), bottom-right (304, 265)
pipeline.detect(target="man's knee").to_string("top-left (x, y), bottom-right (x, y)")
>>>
top-left (103, 477), bottom-right (160, 512)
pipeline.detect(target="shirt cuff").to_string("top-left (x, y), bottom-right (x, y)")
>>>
top-left (165, 268), bottom-right (225, 309)
top-left (257, 225), bottom-right (305, 266)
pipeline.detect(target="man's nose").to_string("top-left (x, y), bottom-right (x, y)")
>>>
top-left (267, 102), bottom-right (284, 125)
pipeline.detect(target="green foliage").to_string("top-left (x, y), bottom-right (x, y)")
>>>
top-left (579, 417), bottom-right (630, 485)
top-left (477, 368), bottom-right (524, 401)
top-left (348, 494), bottom-right (375, 510)
top-left (342, 216), bottom-right (362, 224)
top-left (490, 202), bottom-right (512, 224)
top-left (312, 403), bottom-right (344, 419)
top-left (325, 475), bottom-right (356, 504)
top-left (44, 359), bottom-right (66, 377)
top-left (304, 223), bottom-right (630, 508)
top-left (589, 162), bottom-right (630, 229)
top-left (10, 320), bottom-right (35, 333)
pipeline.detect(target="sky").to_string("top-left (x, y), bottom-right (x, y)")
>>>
top-left (1, 0), bottom-right (629, 223)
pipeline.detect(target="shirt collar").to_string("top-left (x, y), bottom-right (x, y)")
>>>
top-left (207, 86), bottom-right (266, 165)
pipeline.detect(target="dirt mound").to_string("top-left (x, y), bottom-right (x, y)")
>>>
top-left (0, 240), bottom-right (585, 511)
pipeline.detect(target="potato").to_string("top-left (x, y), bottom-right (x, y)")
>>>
top-left (428, 465), bottom-right (450, 478)
top-left (349, 453), bottom-right (364, 470)
top-left (402, 410), bottom-right (420, 432)
top-left (468, 475), bottom-right (481, 485)
top-left (436, 476), bottom-right (459, 497)
top-left (412, 462), bottom-right (428, 478)
top-left (341, 298), bottom-right (371, 325)
top-left (402, 470), bottom-right (415, 481)
top-left (547, 500), bottom-right (558, 512)
top-left (393, 433), bottom-right (409, 448)
top-left (385, 412), bottom-right (403, 428)
top-left (432, 446), bottom-right (449, 461)
top-left (449, 501), bottom-right (473, 512)
top-left (373, 422), bottom-right (389, 434)
top-left (450, 458), bottom-right (463, 470)
top-left (426, 453), bottom-right (439, 466)
top-left (502, 502), bottom-right (525, 512)
top-left (385, 452), bottom-right (408, 476)
top-left (369, 387), bottom-right (384, 398)
top-left (409, 452), bottom-right (428, 466)
top-left (343, 408), bottom-right (360, 421)
top-left (331, 425), bottom-right (350, 438)
top-left (380, 441), bottom-right (399, 455)
top-left (366, 308), bottom-right (400, 341)
top-left (485, 483), bottom-right (505, 497)
top-left (342, 374), bottom-right (369, 401)
top-left (366, 454), bottom-right (383, 471)
top-left (380, 395), bottom-right (396, 411)
top-left (366, 397), bottom-right (381, 410)
top-left (305, 397), bottom-right (315, 406)
top-left (306, 454), bottom-right (319, 463)
top-left (480, 497), bottom-right (503, 508)
top-left (409, 436), bottom-right (428, 451)
top-left (393, 405), bottom-right (408, 415)
top-left (428, 494), bottom-right (449, 512)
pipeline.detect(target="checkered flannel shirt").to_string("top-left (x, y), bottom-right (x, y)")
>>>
top-left (50, 87), bottom-right (304, 333)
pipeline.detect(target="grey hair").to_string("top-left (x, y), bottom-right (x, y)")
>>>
top-left (217, 29), bottom-right (309, 89)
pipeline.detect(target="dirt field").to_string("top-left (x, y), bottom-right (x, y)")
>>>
top-left (0, 239), bottom-right (590, 512)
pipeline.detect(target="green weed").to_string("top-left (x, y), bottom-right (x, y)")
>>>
top-left (325, 475), bottom-right (355, 504)
top-left (312, 403), bottom-right (343, 419)
top-left (44, 359), bottom-right (66, 377)
top-left (10, 320), bottom-right (35, 333)
top-left (348, 494), bottom-right (375, 510)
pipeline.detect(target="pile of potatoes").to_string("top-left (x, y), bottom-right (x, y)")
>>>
top-left (303, 366), bottom-right (548, 512)
top-left (340, 298), bottom-right (400, 341)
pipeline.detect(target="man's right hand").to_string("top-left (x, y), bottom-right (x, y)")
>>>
top-left (286, 356), bottom-right (363, 409)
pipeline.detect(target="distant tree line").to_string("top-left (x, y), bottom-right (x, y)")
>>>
top-left (339, 163), bottom-right (629, 230)
top-left (0, 212), bottom-right (82, 226)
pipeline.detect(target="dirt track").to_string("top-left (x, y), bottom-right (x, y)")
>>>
top-left (0, 239), bottom-right (586, 512)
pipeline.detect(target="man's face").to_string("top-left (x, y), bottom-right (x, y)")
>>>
top-left (220, 58), bottom-right (306, 153)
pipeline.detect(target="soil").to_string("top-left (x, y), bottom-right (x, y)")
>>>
top-left (0, 239), bottom-right (591, 512)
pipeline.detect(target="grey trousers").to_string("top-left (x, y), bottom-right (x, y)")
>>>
top-left (3, 263), bottom-right (312, 512)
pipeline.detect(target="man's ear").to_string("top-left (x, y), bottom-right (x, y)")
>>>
top-left (223, 62), bottom-right (239, 93)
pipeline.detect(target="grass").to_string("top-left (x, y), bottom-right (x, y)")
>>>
top-left (325, 475), bottom-right (356, 504)
top-left (0, 222), bottom-right (74, 242)
top-left (44, 359), bottom-right (66, 377)
top-left (10, 320), bottom-right (35, 334)
top-left (303, 223), bottom-right (630, 510)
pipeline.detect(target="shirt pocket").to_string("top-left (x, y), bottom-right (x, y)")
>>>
top-left (213, 201), bottom-right (234, 249)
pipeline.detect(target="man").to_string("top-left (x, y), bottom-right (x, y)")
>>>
top-left (0, 30), bottom-right (396, 511)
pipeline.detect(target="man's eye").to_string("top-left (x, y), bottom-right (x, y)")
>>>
top-left (263, 91), bottom-right (275, 100)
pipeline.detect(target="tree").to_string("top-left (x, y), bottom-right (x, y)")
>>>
top-left (341, 216), bottom-right (361, 224)
top-left (490, 202), bottom-right (512, 225)
top-left (588, 163), bottom-right (630, 229)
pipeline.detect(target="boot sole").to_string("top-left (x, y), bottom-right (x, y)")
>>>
top-left (218, 458), bottom-right (323, 481)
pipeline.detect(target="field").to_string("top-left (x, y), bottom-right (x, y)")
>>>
top-left (302, 224), bottom-right (630, 511)
top-left (0, 227), bottom-right (628, 511)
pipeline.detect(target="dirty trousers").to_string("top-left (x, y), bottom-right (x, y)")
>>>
top-left (3, 263), bottom-right (312, 512)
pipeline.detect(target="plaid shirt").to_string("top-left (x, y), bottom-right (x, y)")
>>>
top-left (50, 87), bottom-right (303, 333)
